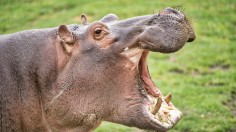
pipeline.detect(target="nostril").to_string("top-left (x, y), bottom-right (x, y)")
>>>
top-left (165, 7), bottom-right (180, 15)
top-left (187, 37), bottom-right (195, 42)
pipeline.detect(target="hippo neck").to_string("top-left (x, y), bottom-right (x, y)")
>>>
top-left (0, 27), bottom-right (62, 131)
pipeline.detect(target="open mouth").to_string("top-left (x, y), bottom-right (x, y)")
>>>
top-left (122, 46), bottom-right (183, 130)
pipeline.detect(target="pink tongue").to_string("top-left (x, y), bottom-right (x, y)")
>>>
top-left (140, 51), bottom-right (161, 97)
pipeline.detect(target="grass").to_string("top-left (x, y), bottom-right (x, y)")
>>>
top-left (1, 0), bottom-right (236, 131)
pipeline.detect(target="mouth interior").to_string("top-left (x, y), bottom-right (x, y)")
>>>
top-left (122, 47), bottom-right (183, 129)
top-left (139, 51), bottom-right (161, 97)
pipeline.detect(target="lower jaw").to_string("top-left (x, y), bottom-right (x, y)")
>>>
top-left (133, 91), bottom-right (183, 131)
top-left (137, 52), bottom-right (183, 130)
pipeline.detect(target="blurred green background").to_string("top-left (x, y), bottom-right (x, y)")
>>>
top-left (0, 0), bottom-right (235, 131)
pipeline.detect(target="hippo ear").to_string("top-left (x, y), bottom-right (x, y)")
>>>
top-left (100, 14), bottom-right (119, 23)
top-left (81, 14), bottom-right (88, 25)
top-left (58, 25), bottom-right (75, 53)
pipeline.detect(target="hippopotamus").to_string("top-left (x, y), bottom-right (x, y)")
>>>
top-left (0, 7), bottom-right (195, 132)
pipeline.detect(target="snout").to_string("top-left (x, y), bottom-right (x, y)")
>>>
top-left (187, 35), bottom-right (195, 42)
top-left (160, 7), bottom-right (182, 16)
top-left (136, 7), bottom-right (196, 53)
top-left (161, 7), bottom-right (196, 43)
top-left (107, 7), bottom-right (195, 53)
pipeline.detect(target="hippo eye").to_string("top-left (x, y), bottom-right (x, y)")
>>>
top-left (93, 27), bottom-right (108, 40)
top-left (94, 28), bottom-right (103, 36)
top-left (94, 28), bottom-right (102, 35)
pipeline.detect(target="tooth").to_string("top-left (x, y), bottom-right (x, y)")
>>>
top-left (166, 105), bottom-right (174, 110)
top-left (124, 47), bottom-right (129, 51)
top-left (157, 110), bottom-right (166, 122)
top-left (162, 108), bottom-right (170, 115)
top-left (130, 53), bottom-right (142, 65)
top-left (151, 97), bottom-right (162, 115)
top-left (164, 93), bottom-right (172, 104)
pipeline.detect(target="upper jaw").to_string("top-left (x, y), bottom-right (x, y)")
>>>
top-left (111, 8), bottom-right (195, 53)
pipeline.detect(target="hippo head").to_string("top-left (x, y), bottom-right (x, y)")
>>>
top-left (48, 7), bottom-right (195, 131)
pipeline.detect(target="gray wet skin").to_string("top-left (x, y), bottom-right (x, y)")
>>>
top-left (99, 7), bottom-right (195, 53)
top-left (0, 7), bottom-right (195, 132)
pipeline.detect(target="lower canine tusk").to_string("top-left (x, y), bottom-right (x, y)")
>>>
top-left (151, 97), bottom-right (162, 115)
top-left (164, 93), bottom-right (172, 104)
